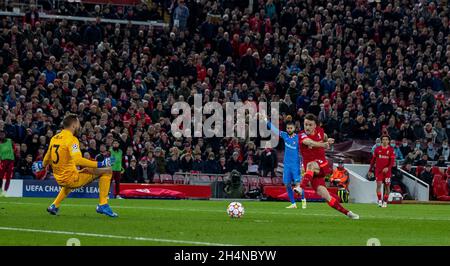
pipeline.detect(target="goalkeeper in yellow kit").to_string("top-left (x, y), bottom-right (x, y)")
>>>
top-left (32, 113), bottom-right (118, 217)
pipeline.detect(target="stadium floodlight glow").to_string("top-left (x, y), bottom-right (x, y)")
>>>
top-left (171, 94), bottom-right (280, 148)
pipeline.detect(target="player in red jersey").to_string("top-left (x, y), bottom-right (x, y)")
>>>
top-left (368, 135), bottom-right (395, 208)
top-left (294, 114), bottom-right (359, 219)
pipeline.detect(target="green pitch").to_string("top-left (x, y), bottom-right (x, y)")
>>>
top-left (0, 197), bottom-right (449, 246)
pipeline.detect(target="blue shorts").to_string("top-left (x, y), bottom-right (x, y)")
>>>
top-left (283, 166), bottom-right (302, 185)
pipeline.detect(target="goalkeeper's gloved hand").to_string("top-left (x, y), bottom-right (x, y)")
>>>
top-left (32, 161), bottom-right (44, 174)
top-left (98, 157), bottom-right (116, 168)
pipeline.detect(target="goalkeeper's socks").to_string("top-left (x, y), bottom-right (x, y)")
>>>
top-left (377, 192), bottom-right (382, 201)
top-left (327, 197), bottom-right (349, 215)
top-left (286, 185), bottom-right (296, 204)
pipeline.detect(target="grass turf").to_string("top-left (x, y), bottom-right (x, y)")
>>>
top-left (0, 197), bottom-right (449, 246)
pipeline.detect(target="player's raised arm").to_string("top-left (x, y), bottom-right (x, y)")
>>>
top-left (260, 113), bottom-right (281, 135)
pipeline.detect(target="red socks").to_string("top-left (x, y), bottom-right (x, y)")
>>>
top-left (377, 192), bottom-right (382, 201)
top-left (327, 197), bottom-right (349, 215)
top-left (383, 194), bottom-right (389, 203)
top-left (304, 170), bottom-right (314, 180)
top-left (301, 170), bottom-right (314, 189)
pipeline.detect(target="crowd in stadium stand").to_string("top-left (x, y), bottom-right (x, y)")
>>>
top-left (0, 0), bottom-right (449, 190)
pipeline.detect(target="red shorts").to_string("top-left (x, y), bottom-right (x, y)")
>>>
top-left (301, 161), bottom-right (332, 190)
top-left (375, 171), bottom-right (391, 184)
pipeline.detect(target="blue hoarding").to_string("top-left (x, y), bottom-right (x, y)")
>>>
top-left (23, 179), bottom-right (113, 198)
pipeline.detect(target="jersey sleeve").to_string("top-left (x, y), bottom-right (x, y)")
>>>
top-left (298, 132), bottom-right (309, 145)
top-left (42, 138), bottom-right (52, 167)
top-left (267, 121), bottom-right (287, 141)
top-left (68, 137), bottom-right (98, 168)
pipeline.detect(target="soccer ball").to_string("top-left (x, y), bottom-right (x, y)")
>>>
top-left (227, 202), bottom-right (245, 218)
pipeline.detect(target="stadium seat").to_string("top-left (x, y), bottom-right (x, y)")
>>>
top-left (160, 174), bottom-right (173, 184)
top-left (433, 174), bottom-right (450, 201)
top-left (173, 174), bottom-right (185, 184)
top-left (392, 185), bottom-right (403, 194)
top-left (209, 175), bottom-right (221, 182)
top-left (272, 177), bottom-right (284, 186)
top-left (199, 175), bottom-right (212, 183)
top-left (152, 174), bottom-right (161, 184)
top-left (247, 176), bottom-right (260, 190)
top-left (416, 166), bottom-right (424, 177)
top-left (259, 177), bottom-right (273, 187)
top-left (242, 176), bottom-right (249, 187)
top-left (432, 166), bottom-right (445, 176)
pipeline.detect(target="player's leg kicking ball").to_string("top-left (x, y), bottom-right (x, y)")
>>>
top-left (298, 162), bottom-right (359, 219)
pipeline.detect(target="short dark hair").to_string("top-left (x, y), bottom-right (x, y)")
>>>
top-left (381, 135), bottom-right (391, 141)
top-left (62, 113), bottom-right (79, 128)
top-left (304, 113), bottom-right (318, 124)
top-left (286, 121), bottom-right (295, 127)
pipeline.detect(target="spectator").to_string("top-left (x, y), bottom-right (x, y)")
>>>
top-left (353, 115), bottom-right (369, 140)
top-left (218, 156), bottom-right (229, 174)
top-left (390, 140), bottom-right (404, 161)
top-left (371, 138), bottom-right (381, 154)
top-left (244, 155), bottom-right (259, 175)
top-left (138, 157), bottom-right (153, 183)
top-left (14, 154), bottom-right (34, 180)
top-left (434, 121), bottom-right (448, 144)
top-left (400, 139), bottom-right (412, 159)
top-left (415, 154), bottom-right (429, 167)
top-left (24, 5), bottom-right (39, 26)
top-left (146, 152), bottom-right (157, 182)
top-left (173, 0), bottom-right (190, 31)
top-left (260, 147), bottom-right (277, 177)
top-left (435, 156), bottom-right (447, 167)
top-left (438, 140), bottom-right (450, 161)
top-left (423, 123), bottom-right (438, 143)
top-left (227, 151), bottom-right (244, 174)
top-left (154, 147), bottom-right (167, 174)
top-left (180, 151), bottom-right (194, 172)
top-left (419, 163), bottom-right (434, 199)
top-left (192, 150), bottom-right (204, 173)
top-left (204, 152), bottom-right (219, 174)
top-left (123, 158), bottom-right (143, 183)
top-left (402, 163), bottom-right (416, 176)
top-left (166, 152), bottom-right (180, 175)
top-left (425, 141), bottom-right (438, 161)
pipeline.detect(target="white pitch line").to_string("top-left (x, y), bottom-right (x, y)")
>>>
top-left (0, 226), bottom-right (238, 246)
top-left (1, 201), bottom-right (450, 221)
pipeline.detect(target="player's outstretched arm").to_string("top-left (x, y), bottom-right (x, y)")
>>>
top-left (302, 138), bottom-right (329, 149)
top-left (69, 139), bottom-right (114, 168)
top-left (258, 113), bottom-right (283, 136)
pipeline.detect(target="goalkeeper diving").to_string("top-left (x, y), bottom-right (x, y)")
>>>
top-left (32, 113), bottom-right (118, 217)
